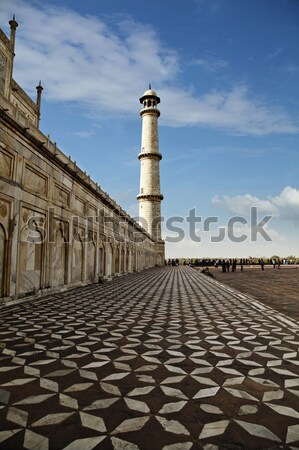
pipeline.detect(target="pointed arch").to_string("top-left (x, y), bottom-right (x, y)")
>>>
top-left (0, 223), bottom-right (7, 297)
top-left (87, 239), bottom-right (96, 280)
top-left (72, 231), bottom-right (83, 283)
top-left (19, 222), bottom-right (43, 294)
top-left (52, 226), bottom-right (67, 287)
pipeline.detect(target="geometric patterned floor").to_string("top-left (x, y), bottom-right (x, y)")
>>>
top-left (0, 266), bottom-right (299, 450)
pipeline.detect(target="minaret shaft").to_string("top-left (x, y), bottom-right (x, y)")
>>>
top-left (137, 88), bottom-right (163, 242)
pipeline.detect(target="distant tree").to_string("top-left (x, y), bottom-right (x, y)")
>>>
top-left (270, 255), bottom-right (280, 260)
top-left (286, 255), bottom-right (297, 264)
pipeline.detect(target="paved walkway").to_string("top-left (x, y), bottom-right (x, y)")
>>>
top-left (0, 266), bottom-right (299, 450)
top-left (207, 266), bottom-right (299, 322)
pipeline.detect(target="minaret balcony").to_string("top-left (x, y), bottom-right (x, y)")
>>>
top-left (137, 193), bottom-right (164, 201)
top-left (140, 107), bottom-right (160, 118)
top-left (138, 152), bottom-right (162, 161)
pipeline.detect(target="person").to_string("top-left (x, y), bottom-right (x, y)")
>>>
top-left (222, 260), bottom-right (226, 272)
top-left (232, 259), bottom-right (237, 272)
top-left (260, 258), bottom-right (265, 270)
top-left (226, 260), bottom-right (230, 272)
top-left (201, 267), bottom-right (214, 278)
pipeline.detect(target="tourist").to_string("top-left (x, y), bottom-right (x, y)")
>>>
top-left (232, 259), bottom-right (237, 272)
top-left (260, 258), bottom-right (265, 270)
top-left (226, 260), bottom-right (230, 272)
top-left (201, 267), bottom-right (214, 278)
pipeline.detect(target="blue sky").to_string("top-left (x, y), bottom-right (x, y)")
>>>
top-left (1, 0), bottom-right (299, 258)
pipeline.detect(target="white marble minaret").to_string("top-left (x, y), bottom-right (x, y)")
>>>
top-left (137, 86), bottom-right (163, 244)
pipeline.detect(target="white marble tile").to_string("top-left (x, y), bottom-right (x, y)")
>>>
top-left (84, 398), bottom-right (119, 410)
top-left (224, 388), bottom-right (258, 401)
top-left (1, 378), bottom-right (36, 386)
top-left (32, 412), bottom-right (75, 427)
top-left (263, 390), bottom-right (284, 402)
top-left (265, 403), bottom-right (299, 419)
top-left (164, 365), bottom-right (187, 375)
top-left (64, 383), bottom-right (93, 392)
top-left (6, 406), bottom-right (28, 427)
top-left (0, 366), bottom-right (19, 373)
top-left (162, 443), bottom-right (193, 450)
top-left (286, 424), bottom-right (299, 444)
top-left (156, 416), bottom-right (190, 436)
top-left (113, 362), bottom-right (132, 371)
top-left (111, 416), bottom-right (150, 435)
top-left (272, 368), bottom-right (298, 377)
top-left (59, 394), bottom-right (78, 409)
top-left (82, 361), bottom-right (109, 369)
top-left (288, 389), bottom-right (299, 398)
top-left (199, 420), bottom-right (229, 439)
top-left (248, 368), bottom-right (265, 376)
top-left (200, 404), bottom-right (223, 415)
top-left (111, 437), bottom-right (140, 450)
top-left (161, 386), bottom-right (188, 400)
top-left (235, 420), bottom-right (280, 442)
top-left (238, 404), bottom-right (259, 415)
top-left (24, 430), bottom-right (49, 450)
top-left (29, 358), bottom-right (56, 366)
top-left (62, 436), bottom-right (106, 450)
top-left (193, 387), bottom-right (220, 399)
top-left (128, 386), bottom-right (155, 397)
top-left (78, 370), bottom-right (98, 381)
top-left (14, 394), bottom-right (56, 405)
top-left (222, 377), bottom-right (245, 386)
top-left (40, 378), bottom-right (59, 392)
top-left (285, 378), bottom-right (299, 388)
top-left (191, 376), bottom-right (218, 386)
top-left (135, 365), bottom-right (158, 372)
top-left (124, 397), bottom-right (150, 413)
top-left (161, 376), bottom-right (186, 385)
top-left (100, 383), bottom-right (122, 396)
top-left (101, 372), bottom-right (130, 381)
top-left (80, 412), bottom-right (106, 432)
top-left (159, 401), bottom-right (187, 414)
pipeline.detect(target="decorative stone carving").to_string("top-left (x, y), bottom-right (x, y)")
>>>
top-left (24, 164), bottom-right (48, 196)
top-left (0, 203), bottom-right (7, 218)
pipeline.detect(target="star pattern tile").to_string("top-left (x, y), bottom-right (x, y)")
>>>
top-left (0, 266), bottom-right (299, 449)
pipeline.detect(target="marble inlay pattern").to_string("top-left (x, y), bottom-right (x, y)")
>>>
top-left (0, 266), bottom-right (299, 449)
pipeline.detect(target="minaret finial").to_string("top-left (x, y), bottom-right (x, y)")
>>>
top-left (9, 14), bottom-right (18, 52)
top-left (36, 81), bottom-right (44, 129)
top-left (149, 83), bottom-right (151, 90)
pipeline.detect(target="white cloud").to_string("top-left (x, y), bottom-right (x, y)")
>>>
top-left (193, 57), bottom-right (228, 72)
top-left (265, 47), bottom-right (285, 62)
top-left (72, 130), bottom-right (95, 138)
top-left (212, 186), bottom-right (299, 222)
top-left (212, 193), bottom-right (278, 215)
top-left (271, 186), bottom-right (299, 220)
top-left (0, 0), bottom-right (297, 135)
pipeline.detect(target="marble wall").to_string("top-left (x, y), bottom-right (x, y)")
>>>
top-left (0, 107), bottom-right (162, 303)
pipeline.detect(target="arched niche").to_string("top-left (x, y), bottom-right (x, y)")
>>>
top-left (52, 226), bottom-right (67, 287)
top-left (0, 223), bottom-right (7, 297)
top-left (19, 221), bottom-right (43, 294)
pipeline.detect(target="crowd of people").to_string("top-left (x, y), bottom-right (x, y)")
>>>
top-left (165, 257), bottom-right (297, 272)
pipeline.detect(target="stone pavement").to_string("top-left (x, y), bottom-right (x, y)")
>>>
top-left (0, 266), bottom-right (299, 450)
top-left (207, 267), bottom-right (299, 322)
